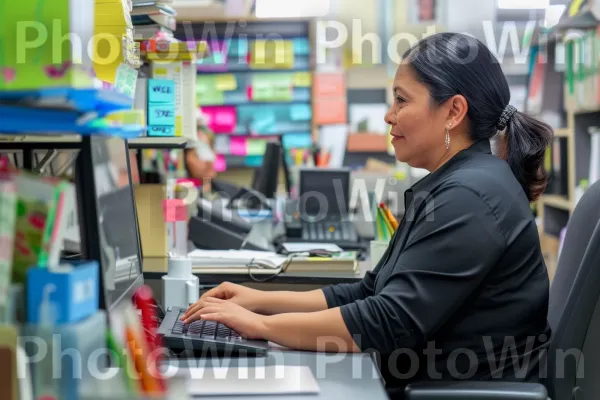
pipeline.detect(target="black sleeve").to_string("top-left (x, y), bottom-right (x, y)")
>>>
top-left (337, 186), bottom-right (507, 354)
top-left (322, 242), bottom-right (393, 308)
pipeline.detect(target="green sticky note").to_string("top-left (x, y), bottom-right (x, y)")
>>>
top-left (115, 63), bottom-right (138, 98)
top-left (247, 139), bottom-right (267, 156)
top-left (196, 76), bottom-right (225, 105)
top-left (252, 74), bottom-right (293, 101)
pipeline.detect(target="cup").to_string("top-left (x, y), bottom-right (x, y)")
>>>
top-left (370, 240), bottom-right (389, 269)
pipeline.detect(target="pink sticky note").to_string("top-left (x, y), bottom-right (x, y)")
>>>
top-left (214, 154), bottom-right (226, 172)
top-left (203, 106), bottom-right (237, 133)
top-left (162, 199), bottom-right (187, 222)
top-left (229, 136), bottom-right (247, 156)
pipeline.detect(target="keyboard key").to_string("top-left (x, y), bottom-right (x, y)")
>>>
top-left (216, 324), bottom-right (231, 338)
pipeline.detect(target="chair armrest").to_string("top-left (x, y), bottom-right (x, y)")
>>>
top-left (404, 381), bottom-right (548, 400)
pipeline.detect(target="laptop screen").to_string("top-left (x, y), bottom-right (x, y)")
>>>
top-left (299, 168), bottom-right (350, 220)
top-left (91, 136), bottom-right (142, 310)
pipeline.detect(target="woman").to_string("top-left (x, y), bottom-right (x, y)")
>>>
top-left (183, 33), bottom-right (552, 390)
top-left (184, 111), bottom-right (217, 182)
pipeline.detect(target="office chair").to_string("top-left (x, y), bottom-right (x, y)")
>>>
top-left (404, 179), bottom-right (600, 400)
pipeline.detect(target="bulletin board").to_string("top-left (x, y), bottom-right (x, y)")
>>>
top-left (174, 20), bottom-right (314, 171)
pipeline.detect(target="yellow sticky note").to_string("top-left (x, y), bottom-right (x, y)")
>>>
top-left (293, 72), bottom-right (311, 87)
top-left (175, 116), bottom-right (183, 136)
top-left (215, 74), bottom-right (237, 91)
top-left (251, 40), bottom-right (294, 69)
top-left (153, 67), bottom-right (168, 76)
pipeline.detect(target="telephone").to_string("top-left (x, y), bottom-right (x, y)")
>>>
top-left (188, 198), bottom-right (274, 251)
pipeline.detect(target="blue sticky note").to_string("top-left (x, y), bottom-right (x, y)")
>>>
top-left (250, 110), bottom-right (277, 134)
top-left (148, 125), bottom-right (175, 136)
top-left (290, 104), bottom-right (312, 121)
top-left (149, 104), bottom-right (176, 126)
top-left (148, 79), bottom-right (175, 103)
top-left (245, 155), bottom-right (263, 167)
top-left (229, 38), bottom-right (249, 57)
top-left (282, 132), bottom-right (312, 149)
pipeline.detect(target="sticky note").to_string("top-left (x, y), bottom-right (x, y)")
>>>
top-left (293, 72), bottom-right (311, 87)
top-left (250, 110), bottom-right (276, 134)
top-left (198, 41), bottom-right (229, 72)
top-left (290, 104), bottom-right (312, 121)
top-left (213, 135), bottom-right (230, 154)
top-left (215, 74), bottom-right (237, 91)
top-left (148, 79), bottom-right (175, 103)
top-left (148, 126), bottom-right (175, 136)
top-left (115, 63), bottom-right (138, 98)
top-left (245, 155), bottom-right (263, 167)
top-left (196, 76), bottom-right (225, 105)
top-left (247, 139), bottom-right (267, 156)
top-left (229, 137), bottom-right (247, 156)
top-left (162, 199), bottom-right (187, 222)
top-left (149, 105), bottom-right (176, 126)
top-left (229, 38), bottom-right (249, 57)
top-left (251, 40), bottom-right (294, 69)
top-left (214, 154), bottom-right (227, 172)
top-left (282, 133), bottom-right (313, 149)
top-left (203, 106), bottom-right (237, 133)
top-left (252, 74), bottom-right (293, 101)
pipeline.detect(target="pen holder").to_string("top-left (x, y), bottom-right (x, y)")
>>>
top-left (21, 310), bottom-right (108, 400)
top-left (369, 240), bottom-right (389, 269)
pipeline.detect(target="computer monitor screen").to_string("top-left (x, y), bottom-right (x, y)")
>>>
top-left (91, 136), bottom-right (142, 310)
top-left (251, 141), bottom-right (281, 199)
top-left (299, 168), bottom-right (350, 219)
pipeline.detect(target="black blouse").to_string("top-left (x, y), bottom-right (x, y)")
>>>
top-left (323, 139), bottom-right (551, 386)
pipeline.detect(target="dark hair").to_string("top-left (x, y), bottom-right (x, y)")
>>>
top-left (402, 32), bottom-right (553, 202)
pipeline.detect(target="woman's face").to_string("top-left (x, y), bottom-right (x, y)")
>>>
top-left (385, 62), bottom-right (451, 171)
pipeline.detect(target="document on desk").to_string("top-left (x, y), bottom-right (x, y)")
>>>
top-left (185, 365), bottom-right (320, 396)
top-left (188, 250), bottom-right (288, 270)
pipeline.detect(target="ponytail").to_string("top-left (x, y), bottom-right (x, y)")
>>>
top-left (502, 111), bottom-right (553, 202)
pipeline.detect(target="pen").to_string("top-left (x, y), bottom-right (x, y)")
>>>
top-left (134, 286), bottom-right (166, 392)
top-left (379, 203), bottom-right (399, 230)
top-left (124, 306), bottom-right (161, 395)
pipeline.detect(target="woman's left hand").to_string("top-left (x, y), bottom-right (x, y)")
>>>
top-left (182, 297), bottom-right (267, 340)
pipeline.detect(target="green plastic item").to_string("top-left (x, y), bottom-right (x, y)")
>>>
top-left (0, 0), bottom-right (96, 90)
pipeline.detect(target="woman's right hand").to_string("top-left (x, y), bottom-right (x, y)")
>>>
top-left (182, 282), bottom-right (266, 319)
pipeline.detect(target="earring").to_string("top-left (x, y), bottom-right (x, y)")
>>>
top-left (445, 126), bottom-right (451, 150)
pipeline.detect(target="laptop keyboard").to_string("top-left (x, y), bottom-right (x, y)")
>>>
top-left (171, 311), bottom-right (241, 340)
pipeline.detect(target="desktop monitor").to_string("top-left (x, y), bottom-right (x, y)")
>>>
top-left (89, 136), bottom-right (143, 311)
top-left (250, 141), bottom-right (281, 199)
top-left (299, 168), bottom-right (351, 220)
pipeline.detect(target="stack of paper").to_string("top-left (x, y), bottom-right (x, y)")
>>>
top-left (188, 250), bottom-right (289, 270)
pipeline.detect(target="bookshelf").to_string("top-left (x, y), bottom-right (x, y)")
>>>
top-left (172, 19), bottom-right (315, 173)
top-left (528, 2), bottom-right (600, 275)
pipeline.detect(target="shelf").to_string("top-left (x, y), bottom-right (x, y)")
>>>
top-left (541, 194), bottom-right (573, 211)
top-left (568, 106), bottom-right (600, 115)
top-left (127, 137), bottom-right (189, 149)
top-left (554, 128), bottom-right (572, 138)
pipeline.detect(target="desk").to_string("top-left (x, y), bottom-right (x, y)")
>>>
top-left (144, 257), bottom-right (369, 285)
top-left (164, 348), bottom-right (389, 399)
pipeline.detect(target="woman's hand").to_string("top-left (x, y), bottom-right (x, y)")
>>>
top-left (183, 282), bottom-right (266, 320)
top-left (182, 297), bottom-right (267, 340)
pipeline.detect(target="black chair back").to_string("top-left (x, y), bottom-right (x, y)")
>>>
top-left (546, 180), bottom-right (600, 400)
